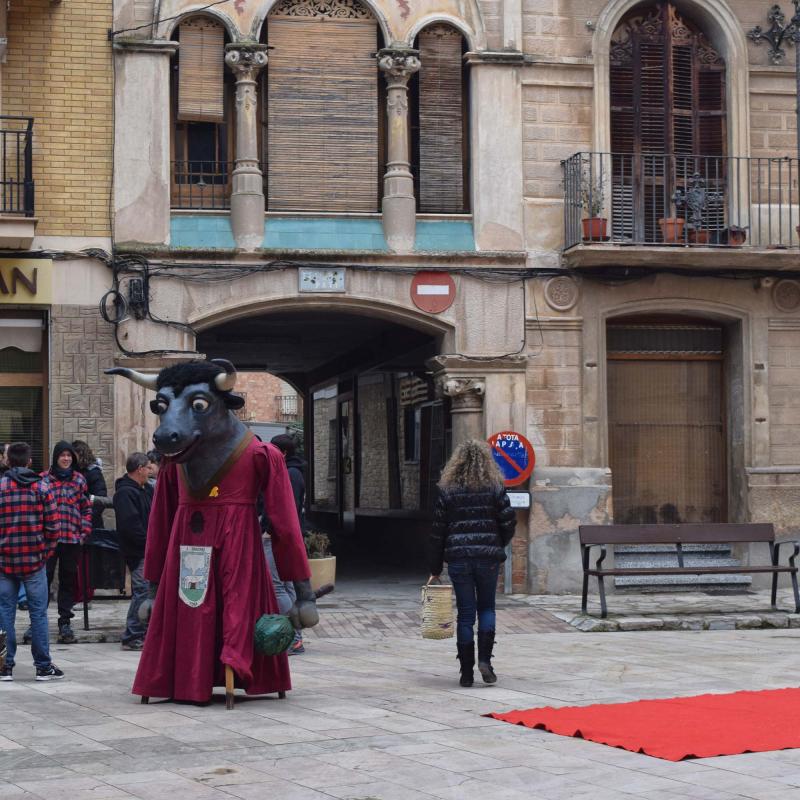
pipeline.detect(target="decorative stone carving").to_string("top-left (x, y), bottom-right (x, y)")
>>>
top-left (270, 0), bottom-right (372, 19)
top-left (440, 378), bottom-right (486, 412)
top-left (224, 46), bottom-right (268, 82)
top-left (773, 279), bottom-right (800, 313)
top-left (544, 276), bottom-right (579, 311)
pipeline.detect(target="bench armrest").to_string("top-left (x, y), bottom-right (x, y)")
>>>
top-left (581, 543), bottom-right (607, 572)
top-left (774, 540), bottom-right (800, 566)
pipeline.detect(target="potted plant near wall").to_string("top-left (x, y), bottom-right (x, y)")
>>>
top-left (580, 173), bottom-right (608, 242)
top-left (658, 209), bottom-right (686, 244)
top-left (305, 530), bottom-right (336, 592)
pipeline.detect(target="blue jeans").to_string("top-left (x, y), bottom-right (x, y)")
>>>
top-left (448, 559), bottom-right (500, 644)
top-left (122, 557), bottom-right (148, 644)
top-left (0, 566), bottom-right (52, 669)
top-left (263, 537), bottom-right (296, 616)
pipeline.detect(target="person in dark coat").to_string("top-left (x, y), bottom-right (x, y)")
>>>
top-left (430, 439), bottom-right (516, 688)
top-left (113, 452), bottom-right (153, 650)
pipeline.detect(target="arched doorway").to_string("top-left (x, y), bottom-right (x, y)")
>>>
top-left (606, 315), bottom-right (727, 524)
top-left (196, 307), bottom-right (448, 576)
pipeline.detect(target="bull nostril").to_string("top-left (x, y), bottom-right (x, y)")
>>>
top-left (170, 432), bottom-right (179, 443)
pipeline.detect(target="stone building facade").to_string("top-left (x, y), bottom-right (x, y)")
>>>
top-left (0, 2), bottom-right (114, 480)
top-left (89, 0), bottom-right (800, 591)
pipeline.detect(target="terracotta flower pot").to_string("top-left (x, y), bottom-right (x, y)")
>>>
top-left (658, 217), bottom-right (685, 244)
top-left (582, 217), bottom-right (608, 241)
top-left (728, 228), bottom-right (747, 247)
top-left (689, 228), bottom-right (710, 245)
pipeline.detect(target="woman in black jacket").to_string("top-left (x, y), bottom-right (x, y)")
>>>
top-left (430, 439), bottom-right (516, 687)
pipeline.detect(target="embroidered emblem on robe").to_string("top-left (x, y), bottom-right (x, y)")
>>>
top-left (179, 546), bottom-right (212, 608)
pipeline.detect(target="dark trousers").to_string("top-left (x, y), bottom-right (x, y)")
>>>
top-left (46, 542), bottom-right (80, 626)
top-left (447, 559), bottom-right (500, 644)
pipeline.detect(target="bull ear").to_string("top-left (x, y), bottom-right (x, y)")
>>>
top-left (105, 367), bottom-right (158, 390)
top-left (211, 358), bottom-right (236, 392)
top-left (224, 393), bottom-right (245, 411)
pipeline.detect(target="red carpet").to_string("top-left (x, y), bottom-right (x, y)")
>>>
top-left (489, 688), bottom-right (800, 761)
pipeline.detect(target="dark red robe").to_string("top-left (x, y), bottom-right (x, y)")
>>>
top-left (131, 433), bottom-right (310, 703)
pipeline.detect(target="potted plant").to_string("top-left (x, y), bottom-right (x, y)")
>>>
top-left (658, 213), bottom-right (686, 243)
top-left (305, 530), bottom-right (336, 592)
top-left (726, 225), bottom-right (747, 247)
top-left (580, 171), bottom-right (608, 241)
top-left (688, 227), bottom-right (710, 245)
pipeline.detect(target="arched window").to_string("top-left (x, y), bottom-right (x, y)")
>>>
top-left (263, 0), bottom-right (382, 212)
top-left (171, 16), bottom-right (232, 209)
top-left (610, 2), bottom-right (726, 241)
top-left (412, 24), bottom-right (470, 214)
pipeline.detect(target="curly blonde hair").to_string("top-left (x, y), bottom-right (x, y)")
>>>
top-left (438, 439), bottom-right (504, 492)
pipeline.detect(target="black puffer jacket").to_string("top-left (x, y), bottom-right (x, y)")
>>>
top-left (429, 486), bottom-right (516, 575)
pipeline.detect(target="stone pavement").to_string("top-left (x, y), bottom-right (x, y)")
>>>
top-left (6, 585), bottom-right (800, 798)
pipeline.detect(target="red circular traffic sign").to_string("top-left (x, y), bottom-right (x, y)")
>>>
top-left (411, 271), bottom-right (456, 314)
top-left (487, 431), bottom-right (535, 487)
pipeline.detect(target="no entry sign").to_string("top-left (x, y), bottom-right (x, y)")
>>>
top-left (488, 431), bottom-right (535, 487)
top-left (411, 271), bottom-right (456, 314)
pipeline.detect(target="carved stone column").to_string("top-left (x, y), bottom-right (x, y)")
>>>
top-left (225, 43), bottom-right (268, 252)
top-left (378, 47), bottom-right (420, 253)
top-left (440, 377), bottom-right (486, 444)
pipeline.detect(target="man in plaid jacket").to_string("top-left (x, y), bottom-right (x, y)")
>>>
top-left (0, 441), bottom-right (64, 681)
top-left (41, 441), bottom-right (92, 644)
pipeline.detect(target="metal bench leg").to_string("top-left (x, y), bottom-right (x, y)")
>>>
top-left (597, 574), bottom-right (608, 619)
top-left (792, 570), bottom-right (800, 614)
top-left (581, 573), bottom-right (589, 613)
top-left (771, 571), bottom-right (779, 609)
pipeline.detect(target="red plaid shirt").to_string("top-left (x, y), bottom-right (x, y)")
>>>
top-left (41, 471), bottom-right (92, 545)
top-left (0, 472), bottom-right (60, 576)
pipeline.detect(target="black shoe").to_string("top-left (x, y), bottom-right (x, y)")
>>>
top-left (35, 664), bottom-right (64, 681)
top-left (57, 624), bottom-right (76, 644)
top-left (477, 629), bottom-right (497, 685)
top-left (121, 639), bottom-right (144, 651)
top-left (22, 627), bottom-right (32, 645)
top-left (0, 665), bottom-right (12, 682)
top-left (17, 602), bottom-right (28, 611)
top-left (456, 641), bottom-right (475, 687)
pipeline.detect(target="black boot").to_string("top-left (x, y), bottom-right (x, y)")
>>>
top-left (456, 641), bottom-right (474, 687)
top-left (477, 630), bottom-right (497, 684)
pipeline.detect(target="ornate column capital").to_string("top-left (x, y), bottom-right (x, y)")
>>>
top-left (377, 47), bottom-right (420, 86)
top-left (439, 377), bottom-right (486, 412)
top-left (224, 43), bottom-right (269, 81)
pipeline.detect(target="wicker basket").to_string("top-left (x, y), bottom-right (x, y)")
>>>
top-left (421, 581), bottom-right (454, 639)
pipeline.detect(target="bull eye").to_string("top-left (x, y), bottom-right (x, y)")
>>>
top-left (154, 397), bottom-right (169, 414)
top-left (191, 397), bottom-right (210, 413)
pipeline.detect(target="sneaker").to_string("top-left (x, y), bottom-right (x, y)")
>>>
top-left (22, 627), bottom-right (32, 645)
top-left (35, 664), bottom-right (64, 681)
top-left (121, 639), bottom-right (144, 651)
top-left (287, 638), bottom-right (305, 655)
top-left (17, 601), bottom-right (28, 611)
top-left (0, 665), bottom-right (12, 682)
top-left (57, 624), bottom-right (76, 644)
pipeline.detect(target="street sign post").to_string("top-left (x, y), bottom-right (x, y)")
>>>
top-left (487, 431), bottom-right (535, 487)
top-left (410, 271), bottom-right (456, 314)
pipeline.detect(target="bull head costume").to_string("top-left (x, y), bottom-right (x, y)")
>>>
top-left (106, 359), bottom-right (318, 707)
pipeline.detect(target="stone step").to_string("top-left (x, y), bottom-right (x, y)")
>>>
top-left (614, 554), bottom-right (742, 569)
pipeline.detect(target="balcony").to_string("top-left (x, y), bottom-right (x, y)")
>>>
top-left (562, 152), bottom-right (800, 270)
top-left (171, 160), bottom-right (231, 210)
top-left (0, 116), bottom-right (35, 248)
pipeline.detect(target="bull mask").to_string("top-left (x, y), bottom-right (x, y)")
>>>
top-left (105, 359), bottom-right (238, 393)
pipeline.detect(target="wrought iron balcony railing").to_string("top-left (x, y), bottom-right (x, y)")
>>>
top-left (0, 117), bottom-right (34, 216)
top-left (562, 152), bottom-right (800, 250)
top-left (171, 160), bottom-right (232, 210)
top-left (277, 394), bottom-right (299, 422)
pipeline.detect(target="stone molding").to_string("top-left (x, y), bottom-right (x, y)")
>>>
top-left (772, 280), bottom-right (800, 313)
top-left (112, 39), bottom-right (179, 55)
top-left (377, 48), bottom-right (421, 86)
top-left (526, 316), bottom-right (583, 331)
top-left (427, 353), bottom-right (527, 373)
top-left (769, 318), bottom-right (800, 330)
top-left (224, 43), bottom-right (269, 80)
top-left (544, 276), bottom-right (579, 311)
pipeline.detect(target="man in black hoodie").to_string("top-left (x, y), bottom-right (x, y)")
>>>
top-left (113, 452), bottom-right (153, 651)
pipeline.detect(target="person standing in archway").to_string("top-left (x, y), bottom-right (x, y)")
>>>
top-left (429, 440), bottom-right (516, 687)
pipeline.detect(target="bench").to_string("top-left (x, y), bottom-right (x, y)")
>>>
top-left (579, 523), bottom-right (800, 618)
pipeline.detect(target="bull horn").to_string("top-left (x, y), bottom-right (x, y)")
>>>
top-left (211, 358), bottom-right (237, 392)
top-left (104, 367), bottom-right (159, 390)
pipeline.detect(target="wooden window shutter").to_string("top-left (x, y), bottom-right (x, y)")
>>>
top-left (417, 25), bottom-right (465, 213)
top-left (178, 18), bottom-right (225, 123)
top-left (267, 11), bottom-right (378, 212)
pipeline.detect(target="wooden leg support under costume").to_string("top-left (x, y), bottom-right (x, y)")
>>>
top-left (225, 664), bottom-right (235, 710)
top-left (140, 696), bottom-right (149, 704)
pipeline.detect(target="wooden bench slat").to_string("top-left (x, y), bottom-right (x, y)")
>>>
top-left (579, 523), bottom-right (775, 545)
top-left (587, 566), bottom-right (796, 576)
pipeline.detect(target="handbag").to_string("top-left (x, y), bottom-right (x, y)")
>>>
top-left (421, 577), bottom-right (454, 639)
